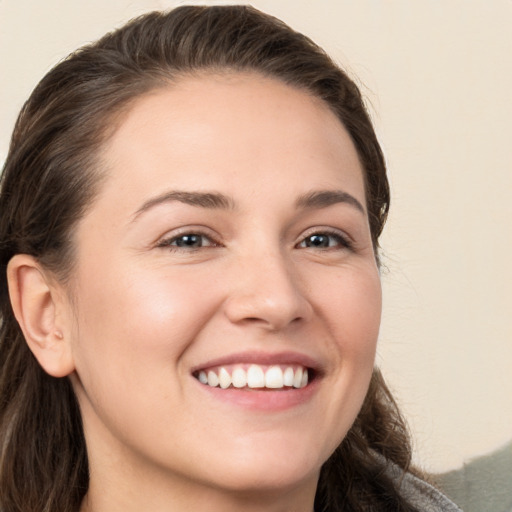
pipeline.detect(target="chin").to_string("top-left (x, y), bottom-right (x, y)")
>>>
top-left (195, 432), bottom-right (331, 494)
top-left (210, 461), bottom-right (321, 496)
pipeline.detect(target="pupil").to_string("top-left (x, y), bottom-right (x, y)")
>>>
top-left (308, 235), bottom-right (328, 247)
top-left (177, 235), bottom-right (201, 247)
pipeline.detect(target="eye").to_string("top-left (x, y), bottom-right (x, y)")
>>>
top-left (297, 231), bottom-right (352, 250)
top-left (158, 232), bottom-right (218, 250)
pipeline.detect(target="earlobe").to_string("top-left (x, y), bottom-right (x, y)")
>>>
top-left (6, 254), bottom-right (75, 378)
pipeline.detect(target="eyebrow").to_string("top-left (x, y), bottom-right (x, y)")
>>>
top-left (132, 190), bottom-right (235, 221)
top-left (295, 190), bottom-right (365, 214)
top-left (131, 188), bottom-right (365, 222)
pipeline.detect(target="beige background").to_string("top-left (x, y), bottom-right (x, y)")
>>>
top-left (1, 0), bottom-right (510, 474)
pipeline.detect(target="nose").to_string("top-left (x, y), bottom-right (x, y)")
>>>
top-left (223, 251), bottom-right (313, 331)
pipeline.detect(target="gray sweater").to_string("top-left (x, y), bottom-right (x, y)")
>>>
top-left (396, 469), bottom-right (463, 511)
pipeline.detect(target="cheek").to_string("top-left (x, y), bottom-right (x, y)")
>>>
top-left (70, 262), bottom-right (223, 383)
top-left (345, 272), bottom-right (381, 360)
top-left (297, 265), bottom-right (381, 460)
top-left (68, 263), bottom-right (226, 455)
top-left (311, 264), bottom-right (382, 356)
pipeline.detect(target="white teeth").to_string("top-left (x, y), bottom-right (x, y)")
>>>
top-left (283, 367), bottom-right (294, 386)
top-left (293, 367), bottom-right (303, 388)
top-left (207, 370), bottom-right (219, 387)
top-left (218, 367), bottom-right (231, 389)
top-left (232, 367), bottom-right (247, 388)
top-left (265, 366), bottom-right (284, 388)
top-left (247, 365), bottom-right (265, 388)
top-left (301, 369), bottom-right (308, 388)
top-left (198, 364), bottom-right (310, 390)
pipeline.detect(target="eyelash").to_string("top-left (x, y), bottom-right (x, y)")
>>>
top-left (157, 229), bottom-right (353, 252)
top-left (157, 232), bottom-right (219, 251)
top-left (296, 230), bottom-right (353, 251)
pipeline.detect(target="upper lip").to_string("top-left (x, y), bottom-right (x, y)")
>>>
top-left (190, 350), bottom-right (323, 374)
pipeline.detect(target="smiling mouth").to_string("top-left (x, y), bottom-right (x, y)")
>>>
top-left (194, 364), bottom-right (311, 390)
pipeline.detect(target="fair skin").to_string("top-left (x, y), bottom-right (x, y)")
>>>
top-left (8, 73), bottom-right (381, 512)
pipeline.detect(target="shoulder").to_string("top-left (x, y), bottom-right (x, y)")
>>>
top-left (388, 464), bottom-right (463, 512)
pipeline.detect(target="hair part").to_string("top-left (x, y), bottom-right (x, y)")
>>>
top-left (0, 6), bottom-right (406, 512)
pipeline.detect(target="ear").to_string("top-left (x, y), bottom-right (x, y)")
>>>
top-left (7, 254), bottom-right (75, 377)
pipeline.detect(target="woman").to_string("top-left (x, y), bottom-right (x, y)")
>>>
top-left (0, 6), bottom-right (461, 512)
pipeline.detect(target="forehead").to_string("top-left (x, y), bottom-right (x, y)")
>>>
top-left (95, 72), bottom-right (365, 211)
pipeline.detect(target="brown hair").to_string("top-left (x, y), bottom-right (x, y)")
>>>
top-left (0, 6), bottom-right (416, 511)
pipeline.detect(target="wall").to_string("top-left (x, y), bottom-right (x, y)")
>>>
top-left (1, 0), bottom-right (510, 478)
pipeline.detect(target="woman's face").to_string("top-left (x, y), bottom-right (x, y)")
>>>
top-left (66, 73), bottom-right (381, 498)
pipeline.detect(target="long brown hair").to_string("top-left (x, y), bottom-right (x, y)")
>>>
top-left (0, 6), bottom-right (416, 511)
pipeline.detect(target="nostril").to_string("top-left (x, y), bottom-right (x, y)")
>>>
top-left (223, 291), bottom-right (312, 331)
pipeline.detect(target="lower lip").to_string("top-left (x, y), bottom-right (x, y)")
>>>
top-left (195, 377), bottom-right (320, 412)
